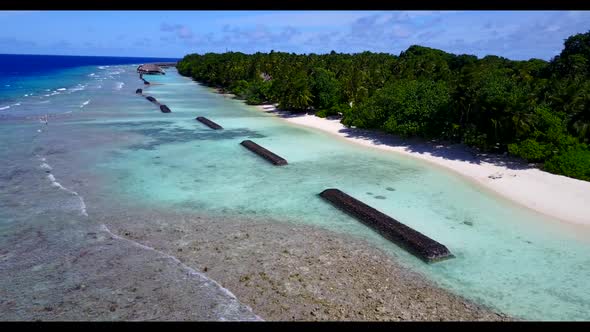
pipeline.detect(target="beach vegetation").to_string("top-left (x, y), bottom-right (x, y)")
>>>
top-left (178, 31), bottom-right (590, 181)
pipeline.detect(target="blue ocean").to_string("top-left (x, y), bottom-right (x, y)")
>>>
top-left (1, 54), bottom-right (590, 321)
top-left (0, 54), bottom-right (178, 114)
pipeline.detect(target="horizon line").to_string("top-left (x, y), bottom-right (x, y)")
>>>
top-left (0, 49), bottom-right (554, 62)
top-left (0, 53), bottom-right (182, 59)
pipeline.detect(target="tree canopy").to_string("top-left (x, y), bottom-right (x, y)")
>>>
top-left (177, 31), bottom-right (590, 181)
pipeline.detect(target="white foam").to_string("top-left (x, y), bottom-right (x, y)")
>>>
top-left (40, 163), bottom-right (52, 170)
top-left (12, 102), bottom-right (21, 106)
top-left (98, 224), bottom-right (263, 321)
top-left (24, 94), bottom-right (29, 97)
top-left (80, 100), bottom-right (90, 108)
top-left (114, 82), bottom-right (124, 90)
top-left (88, 73), bottom-right (96, 77)
top-left (0, 106), bottom-right (10, 111)
top-left (69, 84), bottom-right (87, 93)
top-left (39, 156), bottom-right (88, 217)
top-left (57, 88), bottom-right (67, 91)
top-left (48, 175), bottom-right (88, 217)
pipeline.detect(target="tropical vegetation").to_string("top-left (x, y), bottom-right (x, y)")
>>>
top-left (177, 31), bottom-right (590, 181)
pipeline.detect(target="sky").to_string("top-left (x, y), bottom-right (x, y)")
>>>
top-left (1, 10), bottom-right (589, 60)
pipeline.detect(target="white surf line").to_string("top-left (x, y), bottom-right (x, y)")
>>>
top-left (80, 100), bottom-right (90, 108)
top-left (36, 155), bottom-right (88, 217)
top-left (40, 162), bottom-right (52, 171)
top-left (69, 84), bottom-right (87, 93)
top-left (99, 224), bottom-right (263, 321)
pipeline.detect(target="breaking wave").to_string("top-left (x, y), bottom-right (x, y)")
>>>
top-left (69, 84), bottom-right (87, 93)
top-left (37, 155), bottom-right (88, 217)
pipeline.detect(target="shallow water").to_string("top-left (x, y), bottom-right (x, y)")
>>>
top-left (0, 64), bottom-right (258, 320)
top-left (2, 65), bottom-right (590, 320)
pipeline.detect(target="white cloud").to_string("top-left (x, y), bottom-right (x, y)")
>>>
top-left (212, 11), bottom-right (377, 29)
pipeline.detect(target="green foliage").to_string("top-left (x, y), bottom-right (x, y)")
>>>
top-left (176, 30), bottom-right (590, 181)
top-left (462, 126), bottom-right (489, 151)
top-left (315, 109), bottom-right (330, 118)
top-left (544, 147), bottom-right (590, 181)
top-left (230, 80), bottom-right (250, 98)
top-left (397, 45), bottom-right (454, 81)
top-left (316, 103), bottom-right (350, 118)
top-left (346, 79), bottom-right (451, 137)
top-left (275, 71), bottom-right (313, 111)
top-left (508, 139), bottom-right (553, 162)
top-left (244, 80), bottom-right (272, 105)
top-left (310, 68), bottom-right (342, 111)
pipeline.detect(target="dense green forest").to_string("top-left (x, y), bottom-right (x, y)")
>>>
top-left (177, 31), bottom-right (590, 181)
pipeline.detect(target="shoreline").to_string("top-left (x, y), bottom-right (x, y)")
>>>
top-left (103, 212), bottom-right (510, 321)
top-left (245, 103), bottom-right (590, 227)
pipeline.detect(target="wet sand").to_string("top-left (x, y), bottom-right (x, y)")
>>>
top-left (0, 213), bottom-right (259, 321)
top-left (103, 213), bottom-right (510, 321)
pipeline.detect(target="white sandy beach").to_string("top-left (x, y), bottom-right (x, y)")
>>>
top-left (254, 104), bottom-right (590, 227)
